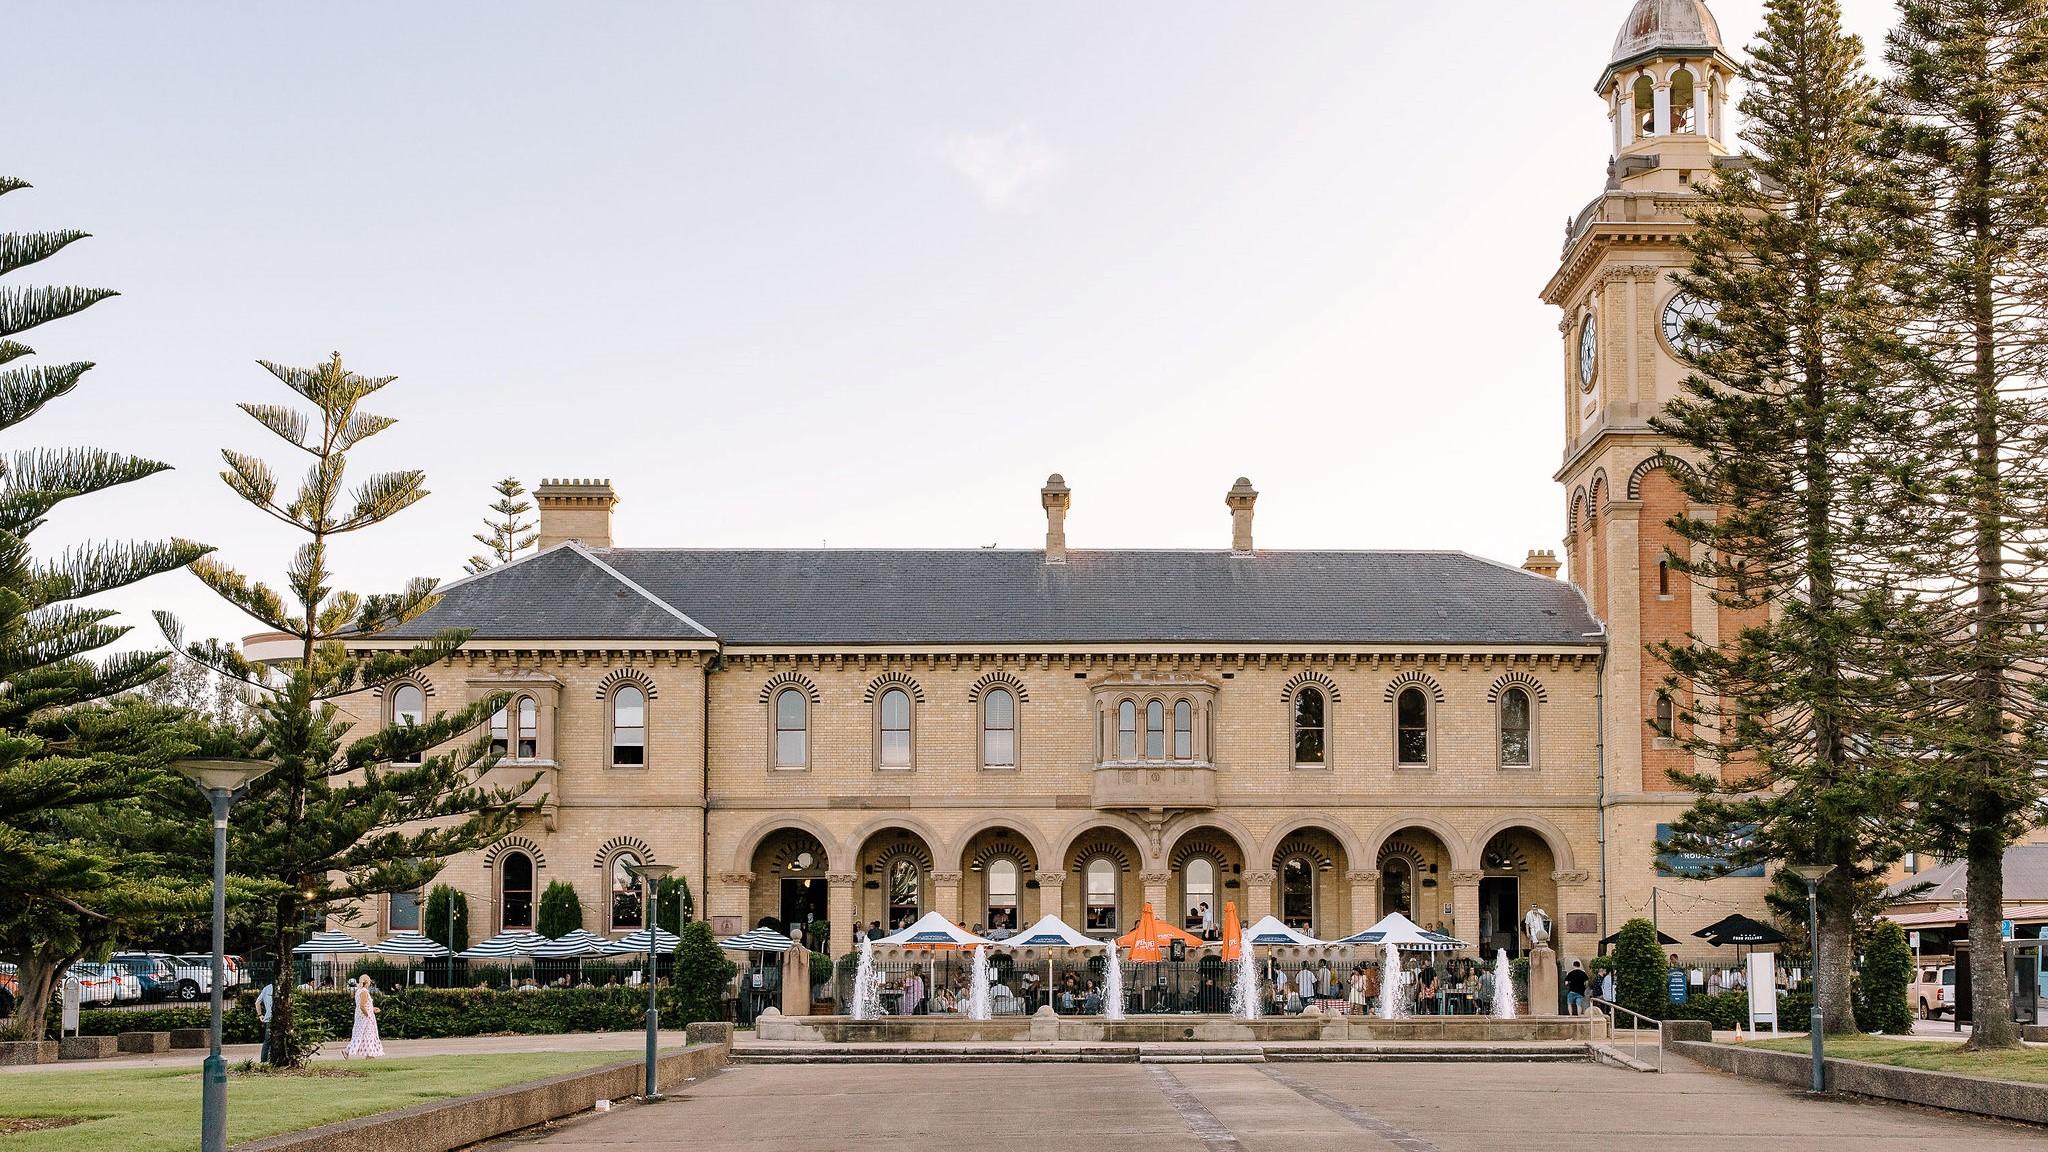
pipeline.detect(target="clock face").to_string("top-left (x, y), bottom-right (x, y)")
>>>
top-left (1663, 291), bottom-right (1719, 357)
top-left (1578, 316), bottom-right (1598, 390)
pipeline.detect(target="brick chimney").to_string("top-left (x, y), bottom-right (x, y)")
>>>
top-left (1523, 549), bottom-right (1562, 578)
top-left (1226, 477), bottom-right (1258, 554)
top-left (1041, 473), bottom-right (1071, 564)
top-left (535, 478), bottom-right (617, 549)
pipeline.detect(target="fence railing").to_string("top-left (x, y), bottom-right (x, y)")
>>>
top-left (1592, 998), bottom-right (1663, 1071)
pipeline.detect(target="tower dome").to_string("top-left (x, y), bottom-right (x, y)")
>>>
top-left (1611, 0), bottom-right (1723, 68)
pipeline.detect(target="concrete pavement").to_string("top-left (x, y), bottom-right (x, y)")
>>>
top-left (481, 1057), bottom-right (2047, 1150)
top-left (0, 1028), bottom-right (696, 1075)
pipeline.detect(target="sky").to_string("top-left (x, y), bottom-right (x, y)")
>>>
top-left (10, 0), bottom-right (1902, 651)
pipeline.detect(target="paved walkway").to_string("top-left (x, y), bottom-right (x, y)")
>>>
top-left (0, 1028), bottom-right (692, 1075)
top-left (482, 1057), bottom-right (2046, 1150)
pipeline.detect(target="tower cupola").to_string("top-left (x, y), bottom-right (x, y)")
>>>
top-left (1598, 0), bottom-right (1736, 163)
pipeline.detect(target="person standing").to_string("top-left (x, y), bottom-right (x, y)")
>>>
top-left (344, 974), bottom-right (383, 1059)
top-left (255, 980), bottom-right (275, 1064)
top-left (903, 968), bottom-right (924, 1016)
top-left (1564, 961), bottom-right (1589, 1016)
top-left (1295, 962), bottom-right (1315, 1007)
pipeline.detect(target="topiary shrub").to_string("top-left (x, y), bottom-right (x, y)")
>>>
top-left (424, 884), bottom-right (471, 955)
top-left (654, 876), bottom-right (693, 934)
top-left (1611, 917), bottom-right (1668, 1020)
top-left (537, 880), bottom-right (584, 938)
top-left (673, 921), bottom-right (736, 1024)
top-left (1860, 919), bottom-right (1913, 1035)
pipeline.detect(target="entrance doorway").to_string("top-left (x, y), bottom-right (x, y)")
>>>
top-left (780, 877), bottom-right (827, 935)
top-left (1479, 876), bottom-right (1519, 957)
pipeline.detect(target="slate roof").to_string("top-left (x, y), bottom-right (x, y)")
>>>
top-left (1885, 845), bottom-right (2048, 905)
top-left (381, 543), bottom-right (1603, 648)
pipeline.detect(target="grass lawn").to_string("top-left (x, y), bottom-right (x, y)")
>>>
top-left (0, 1050), bottom-right (632, 1152)
top-left (1751, 1036), bottom-right (2048, 1085)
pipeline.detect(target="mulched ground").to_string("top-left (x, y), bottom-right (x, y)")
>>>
top-left (0, 1116), bottom-right (86, 1134)
top-left (230, 1065), bottom-right (366, 1079)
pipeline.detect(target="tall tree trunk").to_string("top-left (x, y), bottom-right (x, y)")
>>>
top-left (1818, 872), bottom-right (1861, 1035)
top-left (267, 891), bottom-right (297, 1068)
top-left (1965, 808), bottom-right (2017, 1047)
top-left (12, 956), bottom-right (59, 1041)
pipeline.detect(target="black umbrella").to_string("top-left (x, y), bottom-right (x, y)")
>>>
top-left (1693, 914), bottom-right (1787, 947)
top-left (1598, 926), bottom-right (1680, 951)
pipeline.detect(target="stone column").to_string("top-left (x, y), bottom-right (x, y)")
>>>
top-left (1653, 82), bottom-right (1672, 137)
top-left (1035, 871), bottom-right (1066, 924)
top-left (826, 873), bottom-right (858, 954)
top-left (1139, 871), bottom-right (1170, 921)
top-left (931, 871), bottom-right (963, 926)
top-left (1345, 870), bottom-right (1378, 939)
top-left (713, 871), bottom-right (753, 938)
top-left (1243, 870), bottom-right (1275, 923)
top-left (1449, 870), bottom-right (1483, 949)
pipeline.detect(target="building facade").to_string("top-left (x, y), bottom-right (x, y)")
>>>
top-left (329, 0), bottom-right (1773, 966)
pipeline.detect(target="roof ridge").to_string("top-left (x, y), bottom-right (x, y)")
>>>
top-left (565, 542), bottom-right (717, 638)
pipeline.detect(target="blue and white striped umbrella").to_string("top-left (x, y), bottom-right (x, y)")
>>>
top-left (458, 931), bottom-right (545, 960)
top-left (371, 930), bottom-right (451, 958)
top-left (610, 928), bottom-right (681, 953)
top-left (719, 927), bottom-right (796, 953)
top-left (292, 930), bottom-right (369, 955)
top-left (1242, 915), bottom-right (1328, 947)
top-left (532, 929), bottom-right (625, 959)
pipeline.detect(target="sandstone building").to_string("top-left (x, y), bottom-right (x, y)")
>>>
top-left (330, 0), bottom-right (1772, 964)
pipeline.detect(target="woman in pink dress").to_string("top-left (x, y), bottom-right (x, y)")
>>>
top-left (345, 974), bottom-right (384, 1059)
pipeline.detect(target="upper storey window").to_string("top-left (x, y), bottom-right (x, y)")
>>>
top-left (1092, 677), bottom-right (1216, 766)
top-left (1116, 700), bottom-right (1137, 760)
top-left (1499, 687), bottom-right (1533, 767)
top-left (1145, 700), bottom-right (1166, 759)
top-left (981, 688), bottom-right (1016, 768)
top-left (1396, 687), bottom-right (1430, 765)
top-left (1174, 701), bottom-right (1193, 760)
top-left (1293, 687), bottom-right (1326, 766)
top-left (878, 687), bottom-right (912, 768)
top-left (1671, 69), bottom-right (1696, 134)
top-left (1633, 75), bottom-right (1656, 137)
top-left (489, 704), bottom-right (508, 756)
top-left (775, 688), bottom-right (808, 768)
top-left (611, 685), bottom-right (646, 767)
top-left (516, 695), bottom-right (538, 758)
top-left (390, 684), bottom-right (425, 764)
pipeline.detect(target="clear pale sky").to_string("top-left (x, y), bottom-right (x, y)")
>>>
top-left (10, 1), bottom-right (1899, 650)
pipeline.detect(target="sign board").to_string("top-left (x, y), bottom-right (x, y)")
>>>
top-left (2004, 920), bottom-right (2016, 940)
top-left (60, 979), bottom-right (80, 1035)
top-left (412, 970), bottom-right (425, 986)
top-left (1909, 931), bottom-right (1920, 952)
top-left (712, 915), bottom-right (742, 937)
top-left (1747, 952), bottom-right (1779, 1032)
top-left (1567, 913), bottom-right (1598, 936)
top-left (1667, 969), bottom-right (1689, 1005)
top-left (1654, 824), bottom-right (1768, 878)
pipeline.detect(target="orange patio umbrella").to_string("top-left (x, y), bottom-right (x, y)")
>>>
top-left (1220, 900), bottom-right (1243, 964)
top-left (1116, 902), bottom-right (1202, 963)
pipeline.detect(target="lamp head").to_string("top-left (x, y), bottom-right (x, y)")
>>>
top-left (171, 757), bottom-right (274, 795)
top-left (1786, 863), bottom-right (1835, 884)
top-left (624, 861), bottom-right (676, 884)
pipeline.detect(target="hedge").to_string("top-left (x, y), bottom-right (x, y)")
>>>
top-left (67, 985), bottom-right (728, 1042)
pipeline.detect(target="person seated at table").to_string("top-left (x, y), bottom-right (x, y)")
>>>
top-left (1082, 980), bottom-right (1102, 1015)
top-left (933, 985), bottom-right (957, 1013)
top-left (1416, 964), bottom-right (1440, 1014)
top-left (1060, 973), bottom-right (1080, 1012)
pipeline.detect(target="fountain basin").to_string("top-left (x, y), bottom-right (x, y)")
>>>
top-left (753, 1012), bottom-right (1599, 1044)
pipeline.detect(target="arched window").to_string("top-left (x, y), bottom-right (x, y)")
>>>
top-left (878, 687), bottom-right (911, 768)
top-left (489, 704), bottom-right (508, 757)
top-left (774, 688), bottom-right (808, 768)
top-left (610, 851), bottom-right (644, 930)
top-left (1182, 857), bottom-right (1216, 937)
top-left (1654, 691), bottom-right (1676, 738)
top-left (1145, 700), bottom-right (1165, 759)
top-left (391, 684), bottom-right (425, 764)
top-left (611, 685), bottom-right (646, 767)
top-left (1380, 858), bottom-right (1411, 920)
top-left (1658, 558), bottom-right (1671, 596)
top-left (1500, 687), bottom-right (1533, 767)
top-left (887, 859), bottom-right (921, 928)
top-left (1633, 74), bottom-right (1656, 136)
top-left (1173, 700), bottom-right (1193, 760)
top-left (516, 696), bottom-right (538, 758)
top-left (1085, 858), bottom-right (1118, 932)
top-left (1116, 700), bottom-right (1137, 760)
top-left (501, 851), bottom-right (535, 930)
top-left (985, 859), bottom-right (1018, 931)
top-left (981, 688), bottom-right (1016, 767)
top-left (1396, 687), bottom-right (1430, 765)
top-left (1281, 857), bottom-right (1315, 931)
top-left (1671, 69), bottom-right (1696, 134)
top-left (1293, 687), bottom-right (1326, 765)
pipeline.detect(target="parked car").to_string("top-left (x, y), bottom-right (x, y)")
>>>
top-left (171, 952), bottom-right (249, 990)
top-left (1910, 963), bottom-right (1955, 1020)
top-left (72, 963), bottom-right (136, 1004)
top-left (112, 951), bottom-right (209, 1002)
top-left (108, 955), bottom-right (180, 1003)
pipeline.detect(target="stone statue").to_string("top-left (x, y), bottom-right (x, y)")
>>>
top-left (1524, 907), bottom-right (1552, 947)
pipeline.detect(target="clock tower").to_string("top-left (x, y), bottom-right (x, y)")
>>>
top-left (1541, 0), bottom-right (1752, 913)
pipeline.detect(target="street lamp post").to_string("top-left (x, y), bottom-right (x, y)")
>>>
top-left (1788, 863), bottom-right (1835, 1095)
top-left (623, 861), bottom-right (675, 1101)
top-left (172, 758), bottom-right (275, 1152)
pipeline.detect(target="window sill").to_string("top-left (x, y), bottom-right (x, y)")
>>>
top-left (876, 765), bottom-right (915, 773)
top-left (1291, 763), bottom-right (1331, 771)
top-left (1392, 762), bottom-right (1433, 772)
top-left (980, 764), bottom-right (1019, 771)
top-left (1498, 763), bottom-right (1536, 771)
top-left (608, 763), bottom-right (649, 771)
top-left (770, 764), bottom-right (810, 773)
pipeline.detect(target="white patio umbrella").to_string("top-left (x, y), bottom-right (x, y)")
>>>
top-left (531, 929), bottom-right (620, 958)
top-left (719, 927), bottom-right (796, 952)
top-left (1241, 915), bottom-right (1328, 947)
top-left (1333, 912), bottom-right (1469, 951)
top-left (292, 930), bottom-right (368, 988)
top-left (611, 927), bottom-right (681, 953)
top-left (458, 930), bottom-right (545, 960)
top-left (874, 911), bottom-right (995, 949)
top-left (371, 930), bottom-right (451, 958)
top-left (994, 914), bottom-right (1104, 1013)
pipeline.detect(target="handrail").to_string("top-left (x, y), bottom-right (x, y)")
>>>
top-left (1590, 998), bottom-right (1663, 1071)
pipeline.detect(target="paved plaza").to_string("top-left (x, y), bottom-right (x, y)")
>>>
top-left (484, 1057), bottom-right (2044, 1151)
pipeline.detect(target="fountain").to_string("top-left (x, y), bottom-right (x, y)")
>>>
top-left (966, 944), bottom-right (993, 1021)
top-left (1376, 940), bottom-right (1405, 1020)
top-left (850, 936), bottom-right (883, 1020)
top-left (1492, 949), bottom-right (1518, 1020)
top-left (1229, 942), bottom-right (1262, 1020)
top-left (1101, 939), bottom-right (1125, 1021)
